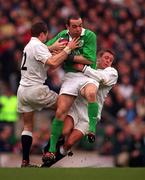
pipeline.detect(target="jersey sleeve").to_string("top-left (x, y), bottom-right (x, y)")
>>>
top-left (84, 66), bottom-right (118, 86)
top-left (46, 35), bottom-right (59, 46)
top-left (83, 31), bottom-right (97, 69)
top-left (34, 44), bottom-right (52, 64)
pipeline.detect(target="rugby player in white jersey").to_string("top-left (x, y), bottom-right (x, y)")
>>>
top-left (58, 49), bottom-right (118, 157)
top-left (17, 21), bottom-right (79, 167)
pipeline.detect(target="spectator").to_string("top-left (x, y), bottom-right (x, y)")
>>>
top-left (0, 126), bottom-right (15, 152)
top-left (117, 98), bottom-right (137, 123)
top-left (0, 84), bottom-right (18, 138)
top-left (129, 132), bottom-right (145, 167)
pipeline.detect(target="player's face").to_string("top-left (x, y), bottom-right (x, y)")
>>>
top-left (98, 52), bottom-right (114, 69)
top-left (67, 18), bottom-right (83, 38)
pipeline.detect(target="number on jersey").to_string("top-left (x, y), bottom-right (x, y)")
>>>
top-left (21, 52), bottom-right (27, 70)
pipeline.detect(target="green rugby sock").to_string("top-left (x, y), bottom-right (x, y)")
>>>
top-left (88, 102), bottom-right (99, 133)
top-left (49, 118), bottom-right (64, 152)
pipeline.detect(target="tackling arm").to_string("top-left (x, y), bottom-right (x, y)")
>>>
top-left (84, 66), bottom-right (118, 86)
top-left (73, 55), bottom-right (92, 65)
top-left (46, 38), bottom-right (79, 68)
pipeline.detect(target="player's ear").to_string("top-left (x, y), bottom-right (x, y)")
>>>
top-left (66, 24), bottom-right (69, 29)
top-left (39, 32), bottom-right (44, 38)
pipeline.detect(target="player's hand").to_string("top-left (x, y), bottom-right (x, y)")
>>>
top-left (67, 37), bottom-right (80, 50)
top-left (87, 132), bottom-right (96, 143)
top-left (73, 63), bottom-right (85, 71)
top-left (51, 39), bottom-right (68, 51)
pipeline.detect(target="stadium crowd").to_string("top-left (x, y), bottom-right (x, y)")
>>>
top-left (0, 0), bottom-right (145, 167)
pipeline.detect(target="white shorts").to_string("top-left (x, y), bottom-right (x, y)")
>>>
top-left (68, 96), bottom-right (89, 135)
top-left (17, 85), bottom-right (58, 113)
top-left (59, 72), bottom-right (99, 96)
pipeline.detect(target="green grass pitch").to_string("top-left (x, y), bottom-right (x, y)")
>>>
top-left (0, 168), bottom-right (145, 180)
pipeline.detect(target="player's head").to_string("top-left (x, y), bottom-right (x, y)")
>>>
top-left (97, 49), bottom-right (115, 69)
top-left (66, 14), bottom-right (83, 38)
top-left (31, 21), bottom-right (48, 42)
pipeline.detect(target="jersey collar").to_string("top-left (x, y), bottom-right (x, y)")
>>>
top-left (31, 37), bottom-right (42, 43)
top-left (66, 28), bottom-right (85, 36)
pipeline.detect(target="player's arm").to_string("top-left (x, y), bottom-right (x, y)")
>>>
top-left (83, 66), bottom-right (118, 86)
top-left (48, 39), bottom-right (65, 52)
top-left (74, 63), bottom-right (118, 91)
top-left (46, 38), bottom-right (79, 68)
top-left (46, 34), bottom-right (60, 51)
top-left (73, 55), bottom-right (92, 65)
top-left (75, 64), bottom-right (118, 85)
top-left (46, 31), bottom-right (67, 52)
top-left (69, 31), bottom-right (97, 67)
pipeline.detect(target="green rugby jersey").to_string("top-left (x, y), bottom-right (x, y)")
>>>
top-left (46, 28), bottom-right (97, 72)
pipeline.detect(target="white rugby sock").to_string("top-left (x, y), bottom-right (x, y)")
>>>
top-left (22, 130), bottom-right (32, 137)
top-left (59, 146), bottom-right (67, 156)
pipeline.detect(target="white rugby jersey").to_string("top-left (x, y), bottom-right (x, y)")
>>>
top-left (20, 37), bottom-right (52, 86)
top-left (84, 66), bottom-right (118, 119)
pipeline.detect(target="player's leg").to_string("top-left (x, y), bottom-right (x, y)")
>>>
top-left (62, 115), bottom-right (74, 136)
top-left (21, 111), bottom-right (39, 167)
top-left (41, 99), bottom-right (85, 167)
top-left (58, 114), bottom-right (74, 154)
top-left (41, 115), bottom-right (74, 167)
top-left (49, 94), bottom-right (75, 152)
top-left (60, 129), bottom-right (84, 155)
top-left (81, 83), bottom-right (99, 134)
top-left (19, 85), bottom-right (57, 167)
top-left (47, 74), bottom-right (83, 154)
top-left (43, 94), bottom-right (76, 162)
top-left (60, 98), bottom-right (88, 155)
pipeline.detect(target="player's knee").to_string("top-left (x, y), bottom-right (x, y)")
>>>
top-left (83, 84), bottom-right (97, 102)
top-left (56, 107), bottom-right (67, 119)
top-left (85, 91), bottom-right (97, 102)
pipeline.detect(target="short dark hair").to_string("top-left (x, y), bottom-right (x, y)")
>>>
top-left (66, 14), bottom-right (82, 26)
top-left (98, 49), bottom-right (115, 59)
top-left (31, 22), bottom-right (48, 37)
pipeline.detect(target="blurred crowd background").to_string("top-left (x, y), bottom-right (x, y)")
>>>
top-left (0, 0), bottom-right (145, 167)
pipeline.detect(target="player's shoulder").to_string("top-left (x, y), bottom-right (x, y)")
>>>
top-left (24, 38), bottom-right (38, 51)
top-left (28, 37), bottom-right (43, 47)
top-left (27, 38), bottom-right (47, 53)
top-left (84, 29), bottom-right (96, 37)
top-left (105, 67), bottom-right (118, 76)
top-left (105, 67), bottom-right (117, 72)
top-left (57, 29), bottom-right (68, 36)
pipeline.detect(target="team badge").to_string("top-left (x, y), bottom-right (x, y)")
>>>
top-left (79, 40), bottom-right (84, 47)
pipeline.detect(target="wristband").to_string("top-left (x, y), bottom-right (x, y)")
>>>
top-left (82, 65), bottom-right (88, 72)
top-left (63, 46), bottom-right (71, 54)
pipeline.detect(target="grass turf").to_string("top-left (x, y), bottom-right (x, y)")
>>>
top-left (0, 168), bottom-right (145, 180)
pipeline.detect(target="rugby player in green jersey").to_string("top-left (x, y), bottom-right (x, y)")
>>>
top-left (42, 15), bottom-right (99, 164)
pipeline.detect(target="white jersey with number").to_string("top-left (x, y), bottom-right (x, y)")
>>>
top-left (17, 37), bottom-right (58, 113)
top-left (20, 37), bottom-right (52, 86)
